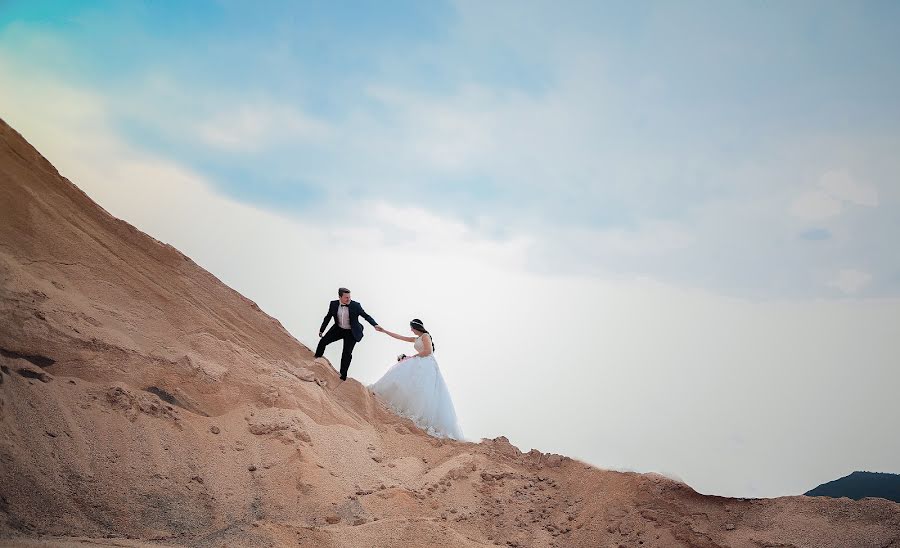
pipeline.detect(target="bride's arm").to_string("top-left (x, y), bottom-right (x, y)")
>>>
top-left (380, 328), bottom-right (416, 343)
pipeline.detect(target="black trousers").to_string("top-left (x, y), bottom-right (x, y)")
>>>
top-left (314, 325), bottom-right (357, 379)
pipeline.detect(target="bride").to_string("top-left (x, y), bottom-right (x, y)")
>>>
top-left (370, 319), bottom-right (464, 440)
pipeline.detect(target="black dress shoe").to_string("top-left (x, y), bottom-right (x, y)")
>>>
top-left (340, 376), bottom-right (347, 381)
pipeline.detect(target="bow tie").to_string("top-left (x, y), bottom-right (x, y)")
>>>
top-left (340, 304), bottom-right (347, 307)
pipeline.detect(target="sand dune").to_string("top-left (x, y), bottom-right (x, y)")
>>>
top-left (1, 117), bottom-right (898, 547)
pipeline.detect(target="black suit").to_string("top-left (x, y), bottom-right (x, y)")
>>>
top-left (314, 300), bottom-right (378, 379)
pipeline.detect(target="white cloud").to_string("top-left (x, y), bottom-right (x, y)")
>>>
top-left (590, 220), bottom-right (694, 256)
top-left (6, 4), bottom-right (900, 303)
top-left (819, 170), bottom-right (879, 207)
top-left (789, 170), bottom-right (878, 221)
top-left (0, 53), bottom-right (112, 152)
top-left (362, 201), bottom-right (534, 266)
top-left (195, 103), bottom-right (334, 152)
top-left (790, 190), bottom-right (844, 221)
top-left (534, 220), bottom-right (694, 272)
top-left (827, 268), bottom-right (873, 294)
top-left (364, 84), bottom-right (499, 171)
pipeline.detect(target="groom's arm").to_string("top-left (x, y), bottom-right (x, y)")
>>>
top-left (357, 303), bottom-right (378, 328)
top-left (319, 303), bottom-right (333, 335)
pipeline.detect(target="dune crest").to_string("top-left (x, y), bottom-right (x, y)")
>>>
top-left (1, 118), bottom-right (897, 547)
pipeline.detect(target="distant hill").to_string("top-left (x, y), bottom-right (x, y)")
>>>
top-left (806, 471), bottom-right (900, 503)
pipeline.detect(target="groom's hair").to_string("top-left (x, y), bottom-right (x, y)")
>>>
top-left (338, 287), bottom-right (351, 297)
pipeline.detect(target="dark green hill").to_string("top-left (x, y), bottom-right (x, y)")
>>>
top-left (805, 471), bottom-right (900, 503)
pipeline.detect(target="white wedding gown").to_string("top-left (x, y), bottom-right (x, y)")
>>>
top-left (368, 336), bottom-right (464, 440)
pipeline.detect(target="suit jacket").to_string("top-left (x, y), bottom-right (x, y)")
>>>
top-left (320, 300), bottom-right (378, 342)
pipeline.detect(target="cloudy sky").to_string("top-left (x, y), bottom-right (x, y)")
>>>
top-left (2, 0), bottom-right (898, 498)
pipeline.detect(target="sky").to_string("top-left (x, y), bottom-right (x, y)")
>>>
top-left (1, 0), bottom-right (898, 498)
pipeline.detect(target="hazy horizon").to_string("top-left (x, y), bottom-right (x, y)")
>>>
top-left (2, 0), bottom-right (898, 498)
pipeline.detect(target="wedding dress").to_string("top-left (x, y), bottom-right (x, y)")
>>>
top-left (368, 336), bottom-right (464, 440)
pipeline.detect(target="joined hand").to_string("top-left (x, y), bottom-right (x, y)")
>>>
top-left (375, 326), bottom-right (385, 333)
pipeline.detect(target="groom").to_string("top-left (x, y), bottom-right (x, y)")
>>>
top-left (315, 287), bottom-right (381, 381)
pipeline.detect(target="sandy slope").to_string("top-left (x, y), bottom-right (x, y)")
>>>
top-left (0, 117), bottom-right (898, 547)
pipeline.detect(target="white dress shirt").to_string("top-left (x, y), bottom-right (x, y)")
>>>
top-left (337, 303), bottom-right (351, 329)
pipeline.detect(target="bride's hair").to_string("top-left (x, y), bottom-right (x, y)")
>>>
top-left (410, 318), bottom-right (435, 351)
